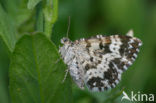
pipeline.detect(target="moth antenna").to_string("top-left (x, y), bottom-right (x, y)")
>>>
top-left (66, 16), bottom-right (71, 38)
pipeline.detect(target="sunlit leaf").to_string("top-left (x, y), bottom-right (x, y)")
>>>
top-left (27, 0), bottom-right (42, 9)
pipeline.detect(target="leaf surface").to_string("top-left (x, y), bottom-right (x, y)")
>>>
top-left (28, 0), bottom-right (41, 9)
top-left (0, 4), bottom-right (17, 52)
top-left (10, 33), bottom-right (72, 103)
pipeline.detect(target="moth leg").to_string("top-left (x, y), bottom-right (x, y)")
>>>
top-left (55, 57), bottom-right (62, 64)
top-left (56, 45), bottom-right (63, 64)
top-left (62, 68), bottom-right (69, 83)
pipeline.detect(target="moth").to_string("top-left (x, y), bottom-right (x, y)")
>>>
top-left (59, 30), bottom-right (142, 92)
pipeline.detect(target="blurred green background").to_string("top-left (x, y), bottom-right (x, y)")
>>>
top-left (0, 0), bottom-right (156, 103)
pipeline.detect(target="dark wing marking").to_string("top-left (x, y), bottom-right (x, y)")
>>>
top-left (82, 35), bottom-right (142, 92)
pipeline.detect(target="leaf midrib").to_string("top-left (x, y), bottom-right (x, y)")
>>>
top-left (31, 36), bottom-right (44, 103)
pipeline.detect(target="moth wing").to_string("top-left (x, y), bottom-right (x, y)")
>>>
top-left (77, 35), bottom-right (142, 92)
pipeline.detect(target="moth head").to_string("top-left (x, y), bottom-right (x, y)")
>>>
top-left (61, 37), bottom-right (71, 44)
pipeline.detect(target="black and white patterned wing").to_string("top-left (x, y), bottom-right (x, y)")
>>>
top-left (79, 34), bottom-right (142, 92)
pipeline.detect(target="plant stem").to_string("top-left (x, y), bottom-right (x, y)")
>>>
top-left (43, 0), bottom-right (58, 39)
top-left (35, 1), bottom-right (44, 32)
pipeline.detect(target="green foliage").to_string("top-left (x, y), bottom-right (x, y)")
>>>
top-left (0, 0), bottom-right (156, 103)
top-left (9, 33), bottom-right (72, 103)
top-left (27, 0), bottom-right (41, 9)
top-left (0, 4), bottom-right (17, 52)
top-left (1, 0), bottom-right (33, 28)
top-left (43, 0), bottom-right (58, 38)
top-left (0, 40), bottom-right (10, 103)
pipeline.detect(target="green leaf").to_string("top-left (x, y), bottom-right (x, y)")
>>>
top-left (0, 40), bottom-right (10, 103)
top-left (3, 0), bottom-right (33, 28)
top-left (0, 4), bottom-right (17, 52)
top-left (27, 0), bottom-right (42, 9)
top-left (9, 33), bottom-right (72, 103)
